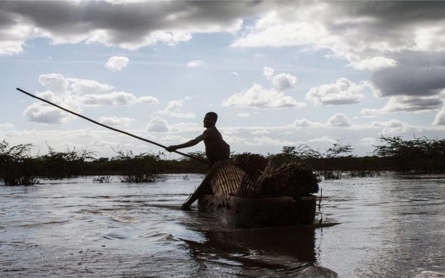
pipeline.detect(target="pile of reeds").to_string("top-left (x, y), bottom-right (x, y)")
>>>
top-left (207, 153), bottom-right (319, 199)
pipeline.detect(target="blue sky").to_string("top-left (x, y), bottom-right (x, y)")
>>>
top-left (1, 1), bottom-right (445, 159)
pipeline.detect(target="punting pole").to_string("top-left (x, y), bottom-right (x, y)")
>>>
top-left (16, 87), bottom-right (210, 165)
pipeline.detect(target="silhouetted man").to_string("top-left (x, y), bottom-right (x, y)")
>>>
top-left (165, 112), bottom-right (230, 164)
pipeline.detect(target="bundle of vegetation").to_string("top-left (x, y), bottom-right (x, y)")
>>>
top-left (253, 161), bottom-right (319, 198)
top-left (206, 153), bottom-right (319, 200)
top-left (231, 152), bottom-right (269, 176)
top-left (112, 149), bottom-right (165, 183)
top-left (0, 140), bottom-right (38, 186)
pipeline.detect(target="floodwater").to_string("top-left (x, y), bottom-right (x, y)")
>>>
top-left (1, 173), bottom-right (444, 277)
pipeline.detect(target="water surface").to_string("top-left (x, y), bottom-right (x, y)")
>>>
top-left (1, 173), bottom-right (444, 277)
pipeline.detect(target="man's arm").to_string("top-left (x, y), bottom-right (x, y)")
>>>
top-left (165, 133), bottom-right (208, 152)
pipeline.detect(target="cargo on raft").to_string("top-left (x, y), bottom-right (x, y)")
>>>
top-left (183, 153), bottom-right (320, 228)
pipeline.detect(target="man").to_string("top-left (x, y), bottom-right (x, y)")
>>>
top-left (165, 112), bottom-right (230, 164)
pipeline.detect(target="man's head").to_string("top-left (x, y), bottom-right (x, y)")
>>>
top-left (203, 112), bottom-right (218, 128)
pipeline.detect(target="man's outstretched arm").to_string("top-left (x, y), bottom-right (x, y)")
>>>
top-left (165, 134), bottom-right (207, 152)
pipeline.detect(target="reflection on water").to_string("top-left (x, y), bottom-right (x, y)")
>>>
top-left (317, 173), bottom-right (445, 277)
top-left (1, 173), bottom-right (445, 277)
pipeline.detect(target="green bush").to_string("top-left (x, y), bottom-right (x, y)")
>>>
top-left (112, 149), bottom-right (166, 183)
top-left (39, 145), bottom-right (96, 179)
top-left (0, 140), bottom-right (38, 185)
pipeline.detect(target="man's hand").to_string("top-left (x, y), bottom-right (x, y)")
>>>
top-left (165, 145), bottom-right (177, 152)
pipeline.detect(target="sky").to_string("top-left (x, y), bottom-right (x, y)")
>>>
top-left (1, 0), bottom-right (445, 159)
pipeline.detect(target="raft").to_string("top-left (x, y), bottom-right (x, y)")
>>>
top-left (184, 153), bottom-right (319, 228)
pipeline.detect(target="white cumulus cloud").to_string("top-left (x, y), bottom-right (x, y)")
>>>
top-left (157, 99), bottom-right (195, 118)
top-left (263, 66), bottom-right (297, 91)
top-left (292, 118), bottom-right (318, 127)
top-left (222, 83), bottom-right (306, 109)
top-left (105, 56), bottom-right (130, 72)
top-left (187, 60), bottom-right (205, 68)
top-left (306, 78), bottom-right (365, 106)
top-left (146, 116), bottom-right (169, 132)
top-left (23, 73), bottom-right (158, 124)
top-left (432, 106), bottom-right (445, 125)
top-left (326, 113), bottom-right (351, 127)
top-left (349, 56), bottom-right (397, 71)
top-left (99, 116), bottom-right (134, 126)
top-left (371, 119), bottom-right (404, 128)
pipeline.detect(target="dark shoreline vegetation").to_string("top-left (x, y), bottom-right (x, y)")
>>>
top-left (1, 135), bottom-right (445, 186)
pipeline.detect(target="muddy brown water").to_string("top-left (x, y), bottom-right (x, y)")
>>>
top-left (1, 173), bottom-right (444, 277)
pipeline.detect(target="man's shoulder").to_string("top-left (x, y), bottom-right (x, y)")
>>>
top-left (203, 126), bottom-right (218, 134)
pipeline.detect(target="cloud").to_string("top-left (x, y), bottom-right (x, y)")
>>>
top-left (38, 74), bottom-right (68, 93)
top-left (361, 95), bottom-right (443, 117)
top-left (187, 60), bottom-right (205, 68)
top-left (4, 130), bottom-right (37, 138)
top-left (4, 1), bottom-right (444, 101)
top-left (83, 92), bottom-right (159, 106)
top-left (263, 66), bottom-right (297, 91)
top-left (371, 119), bottom-right (404, 128)
top-left (292, 118), bottom-right (318, 127)
top-left (326, 113), bottom-right (351, 127)
top-left (99, 116), bottom-right (134, 126)
top-left (224, 66), bottom-right (301, 109)
top-left (82, 91), bottom-right (140, 106)
top-left (250, 130), bottom-right (269, 135)
top-left (24, 73), bottom-right (158, 124)
top-left (371, 65), bottom-right (445, 98)
top-left (381, 96), bottom-right (442, 113)
top-left (433, 106), bottom-right (445, 125)
top-left (232, 2), bottom-right (445, 56)
top-left (105, 56), bottom-right (129, 72)
top-left (360, 108), bottom-right (381, 118)
top-left (252, 136), bottom-right (300, 147)
top-left (146, 116), bottom-right (169, 132)
top-left (229, 2), bottom-right (445, 108)
top-left (222, 83), bottom-right (306, 109)
top-left (159, 135), bottom-right (190, 145)
top-left (263, 67), bottom-right (274, 80)
top-left (272, 73), bottom-right (297, 91)
top-left (4, 1), bottom-right (445, 129)
top-left (359, 137), bottom-right (378, 146)
top-left (68, 78), bottom-right (115, 95)
top-left (1, 1), bottom-right (252, 54)
top-left (306, 78), bottom-right (365, 106)
top-left (349, 56), bottom-right (397, 71)
top-left (24, 102), bottom-right (75, 124)
top-left (139, 96), bottom-right (159, 104)
top-left (157, 99), bottom-right (195, 118)
top-left (370, 119), bottom-right (408, 134)
top-left (308, 136), bottom-right (336, 143)
top-left (0, 123), bottom-right (14, 128)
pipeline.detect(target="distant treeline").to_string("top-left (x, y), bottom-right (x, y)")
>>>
top-left (1, 135), bottom-right (445, 186)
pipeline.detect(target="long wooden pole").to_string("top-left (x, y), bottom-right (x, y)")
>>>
top-left (16, 88), bottom-right (210, 165)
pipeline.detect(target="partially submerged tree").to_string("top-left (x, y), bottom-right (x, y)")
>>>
top-left (373, 135), bottom-right (445, 172)
top-left (268, 145), bottom-right (322, 165)
top-left (112, 149), bottom-right (165, 183)
top-left (0, 140), bottom-right (37, 185)
top-left (39, 144), bottom-right (96, 179)
top-left (325, 140), bottom-right (354, 158)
